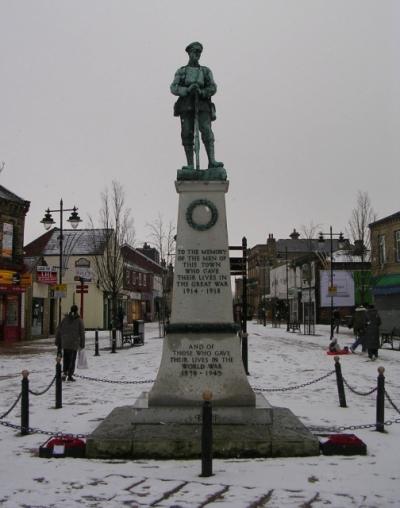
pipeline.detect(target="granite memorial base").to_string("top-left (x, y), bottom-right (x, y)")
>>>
top-left (86, 392), bottom-right (320, 459)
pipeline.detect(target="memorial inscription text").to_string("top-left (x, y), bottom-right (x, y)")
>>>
top-left (176, 248), bottom-right (229, 295)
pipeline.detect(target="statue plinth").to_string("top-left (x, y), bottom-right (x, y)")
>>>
top-left (177, 167), bottom-right (227, 181)
top-left (86, 172), bottom-right (319, 459)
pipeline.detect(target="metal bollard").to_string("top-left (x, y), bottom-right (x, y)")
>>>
top-left (334, 356), bottom-right (347, 408)
top-left (21, 370), bottom-right (29, 435)
top-left (241, 332), bottom-right (249, 375)
top-left (94, 329), bottom-right (100, 356)
top-left (200, 390), bottom-right (213, 477)
top-left (111, 328), bottom-right (117, 353)
top-left (376, 366), bottom-right (385, 432)
top-left (55, 356), bottom-right (62, 409)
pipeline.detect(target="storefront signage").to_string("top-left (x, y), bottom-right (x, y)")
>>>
top-left (37, 268), bottom-right (58, 284)
top-left (0, 285), bottom-right (26, 293)
top-left (320, 270), bottom-right (354, 307)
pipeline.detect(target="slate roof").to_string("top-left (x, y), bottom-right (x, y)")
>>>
top-left (24, 228), bottom-right (110, 257)
top-left (0, 185), bottom-right (28, 204)
top-left (369, 211), bottom-right (400, 227)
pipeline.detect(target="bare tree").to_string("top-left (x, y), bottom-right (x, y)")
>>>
top-left (146, 213), bottom-right (176, 334)
top-left (0, 161), bottom-right (5, 174)
top-left (89, 181), bottom-right (135, 327)
top-left (347, 191), bottom-right (377, 251)
top-left (146, 212), bottom-right (176, 267)
top-left (300, 221), bottom-right (322, 242)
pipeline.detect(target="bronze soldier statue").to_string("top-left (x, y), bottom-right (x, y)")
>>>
top-left (171, 42), bottom-right (223, 170)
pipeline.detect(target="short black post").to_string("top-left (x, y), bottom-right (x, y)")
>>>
top-left (334, 356), bottom-right (347, 408)
top-left (94, 329), bottom-right (100, 356)
top-left (241, 332), bottom-right (249, 375)
top-left (376, 366), bottom-right (385, 432)
top-left (21, 370), bottom-right (29, 435)
top-left (200, 390), bottom-right (213, 477)
top-left (111, 328), bottom-right (117, 353)
top-left (55, 356), bottom-right (62, 409)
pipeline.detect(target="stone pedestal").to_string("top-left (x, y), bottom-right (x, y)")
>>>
top-left (148, 177), bottom-right (255, 407)
top-left (86, 169), bottom-right (320, 459)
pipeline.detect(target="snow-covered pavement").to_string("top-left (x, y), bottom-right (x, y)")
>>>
top-left (1, 322), bottom-right (400, 507)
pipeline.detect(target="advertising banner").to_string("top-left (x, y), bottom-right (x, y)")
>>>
top-left (2, 223), bottom-right (13, 258)
top-left (320, 270), bottom-right (355, 307)
top-left (37, 267), bottom-right (58, 284)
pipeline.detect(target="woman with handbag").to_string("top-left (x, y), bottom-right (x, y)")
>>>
top-left (55, 305), bottom-right (85, 381)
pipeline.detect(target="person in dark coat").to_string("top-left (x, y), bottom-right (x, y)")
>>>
top-left (364, 305), bottom-right (382, 360)
top-left (55, 305), bottom-right (85, 381)
top-left (350, 305), bottom-right (368, 352)
top-left (333, 308), bottom-right (341, 334)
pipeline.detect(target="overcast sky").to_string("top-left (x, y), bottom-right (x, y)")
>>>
top-left (1, 1), bottom-right (399, 249)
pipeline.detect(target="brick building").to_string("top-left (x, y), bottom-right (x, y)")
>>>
top-left (0, 185), bottom-right (30, 341)
top-left (369, 211), bottom-right (400, 330)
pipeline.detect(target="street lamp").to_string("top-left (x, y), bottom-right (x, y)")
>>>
top-left (256, 257), bottom-right (267, 326)
top-left (318, 227), bottom-right (346, 340)
top-left (278, 247), bottom-right (290, 331)
top-left (41, 199), bottom-right (82, 324)
top-left (354, 239), bottom-right (367, 305)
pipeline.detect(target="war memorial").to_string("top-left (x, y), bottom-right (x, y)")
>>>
top-left (86, 43), bottom-right (319, 459)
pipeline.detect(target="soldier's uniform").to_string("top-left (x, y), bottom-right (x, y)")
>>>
top-left (171, 42), bottom-right (223, 169)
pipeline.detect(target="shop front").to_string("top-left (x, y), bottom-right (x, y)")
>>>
top-left (0, 286), bottom-right (25, 342)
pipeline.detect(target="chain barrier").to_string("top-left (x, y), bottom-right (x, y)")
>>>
top-left (0, 392), bottom-right (22, 420)
top-left (385, 390), bottom-right (400, 415)
top-left (28, 375), bottom-right (56, 396)
top-left (0, 419), bottom-right (88, 438)
top-left (253, 370), bottom-right (335, 392)
top-left (308, 417), bottom-right (400, 434)
top-left (342, 377), bottom-right (377, 397)
top-left (74, 374), bottom-right (154, 385)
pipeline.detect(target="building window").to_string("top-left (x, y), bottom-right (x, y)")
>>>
top-left (378, 234), bottom-right (386, 266)
top-left (395, 230), bottom-right (400, 263)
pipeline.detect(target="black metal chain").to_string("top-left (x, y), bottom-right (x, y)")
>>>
top-left (385, 390), bottom-right (400, 415)
top-left (0, 392), bottom-right (22, 420)
top-left (74, 374), bottom-right (154, 385)
top-left (342, 377), bottom-right (377, 397)
top-left (253, 370), bottom-right (335, 392)
top-left (28, 375), bottom-right (56, 396)
top-left (308, 417), bottom-right (400, 433)
top-left (0, 419), bottom-right (88, 438)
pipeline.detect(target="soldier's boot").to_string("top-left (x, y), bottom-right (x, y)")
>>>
top-left (182, 145), bottom-right (194, 170)
top-left (205, 142), bottom-right (224, 168)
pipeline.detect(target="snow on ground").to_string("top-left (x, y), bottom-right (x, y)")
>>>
top-left (1, 322), bottom-right (400, 507)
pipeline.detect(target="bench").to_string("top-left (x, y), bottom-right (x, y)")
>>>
top-left (380, 327), bottom-right (400, 350)
top-left (288, 321), bottom-right (301, 332)
top-left (121, 327), bottom-right (144, 347)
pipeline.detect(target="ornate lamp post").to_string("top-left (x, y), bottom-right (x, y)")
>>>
top-left (318, 227), bottom-right (345, 340)
top-left (256, 257), bottom-right (269, 326)
top-left (41, 200), bottom-right (82, 324)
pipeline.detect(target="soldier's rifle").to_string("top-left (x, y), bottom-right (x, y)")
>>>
top-left (194, 89), bottom-right (200, 170)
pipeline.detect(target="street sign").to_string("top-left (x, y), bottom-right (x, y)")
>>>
top-left (53, 284), bottom-right (67, 298)
top-left (74, 267), bottom-right (92, 282)
top-left (328, 285), bottom-right (337, 295)
top-left (76, 283), bottom-right (88, 294)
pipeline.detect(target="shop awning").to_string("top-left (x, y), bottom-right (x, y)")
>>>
top-left (372, 274), bottom-right (400, 295)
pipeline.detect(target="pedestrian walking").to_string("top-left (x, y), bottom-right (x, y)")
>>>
top-left (333, 308), bottom-right (341, 334)
top-left (350, 305), bottom-right (367, 353)
top-left (365, 304), bottom-right (382, 360)
top-left (55, 304), bottom-right (85, 381)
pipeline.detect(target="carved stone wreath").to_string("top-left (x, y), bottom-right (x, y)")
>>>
top-left (186, 199), bottom-right (218, 231)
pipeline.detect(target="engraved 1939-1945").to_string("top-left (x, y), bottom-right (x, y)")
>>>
top-left (170, 342), bottom-right (233, 378)
top-left (175, 248), bottom-right (229, 295)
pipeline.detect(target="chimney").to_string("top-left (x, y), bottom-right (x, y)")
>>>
top-left (289, 228), bottom-right (300, 240)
